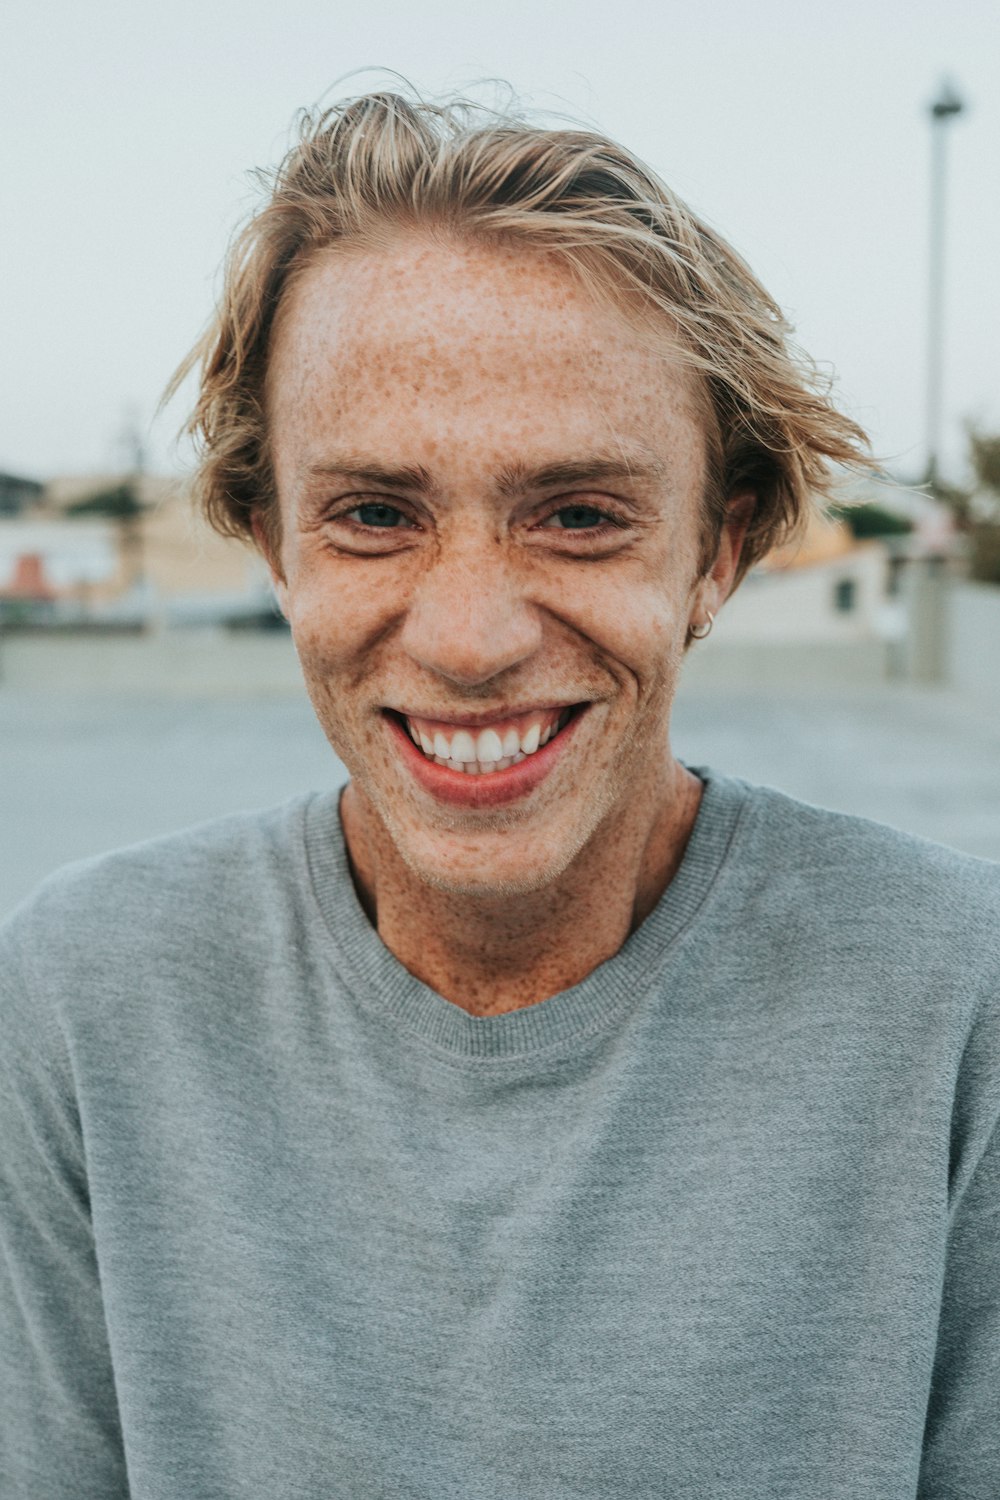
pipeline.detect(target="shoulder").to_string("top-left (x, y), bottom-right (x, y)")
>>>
top-left (4, 793), bottom-right (323, 923)
top-left (708, 769), bottom-right (1000, 982)
top-left (741, 774), bottom-right (1000, 900)
top-left (0, 793), bottom-right (334, 1014)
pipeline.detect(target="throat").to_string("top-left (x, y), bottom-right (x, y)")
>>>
top-left (339, 763), bottom-right (702, 1017)
top-left (383, 884), bottom-right (634, 1016)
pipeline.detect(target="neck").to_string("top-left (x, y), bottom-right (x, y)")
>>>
top-left (340, 761), bottom-right (703, 1017)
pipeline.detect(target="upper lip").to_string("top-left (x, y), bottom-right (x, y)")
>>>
top-left (385, 702), bottom-right (585, 728)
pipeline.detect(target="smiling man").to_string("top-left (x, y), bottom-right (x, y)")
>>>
top-left (2, 92), bottom-right (999, 1499)
top-left (265, 232), bottom-right (741, 1014)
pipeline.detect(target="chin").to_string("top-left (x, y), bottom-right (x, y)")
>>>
top-left (388, 818), bottom-right (590, 901)
top-left (352, 755), bottom-right (627, 901)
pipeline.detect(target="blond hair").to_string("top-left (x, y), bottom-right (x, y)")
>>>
top-left (173, 89), bottom-right (870, 583)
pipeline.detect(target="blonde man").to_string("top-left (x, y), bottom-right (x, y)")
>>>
top-left (2, 91), bottom-right (998, 1499)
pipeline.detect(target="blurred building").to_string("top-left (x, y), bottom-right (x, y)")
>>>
top-left (1, 473), bottom-right (275, 626)
top-left (723, 507), bottom-right (897, 647)
top-left (0, 519), bottom-right (117, 609)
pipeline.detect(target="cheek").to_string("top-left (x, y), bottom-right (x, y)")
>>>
top-left (283, 562), bottom-right (391, 671)
top-left (562, 566), bottom-right (689, 677)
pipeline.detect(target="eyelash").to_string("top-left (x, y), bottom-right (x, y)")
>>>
top-left (331, 499), bottom-right (629, 534)
top-left (341, 501), bottom-right (415, 530)
top-left (539, 504), bottom-right (628, 533)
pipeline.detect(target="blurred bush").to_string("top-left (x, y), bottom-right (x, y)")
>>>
top-left (963, 430), bottom-right (1000, 584)
top-left (969, 524), bottom-right (1000, 585)
top-left (832, 503), bottom-right (914, 539)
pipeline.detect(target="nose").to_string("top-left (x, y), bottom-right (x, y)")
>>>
top-left (398, 534), bottom-right (543, 688)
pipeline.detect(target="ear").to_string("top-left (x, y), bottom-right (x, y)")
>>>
top-left (251, 511), bottom-right (290, 618)
top-left (698, 490), bottom-right (755, 617)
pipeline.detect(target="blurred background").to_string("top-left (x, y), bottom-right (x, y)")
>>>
top-left (2, 0), bottom-right (999, 917)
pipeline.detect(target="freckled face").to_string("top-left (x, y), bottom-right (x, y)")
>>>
top-left (266, 235), bottom-right (715, 895)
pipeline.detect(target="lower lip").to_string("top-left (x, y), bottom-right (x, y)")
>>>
top-left (384, 708), bottom-right (588, 808)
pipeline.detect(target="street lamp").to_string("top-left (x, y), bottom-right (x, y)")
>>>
top-left (925, 79), bottom-right (965, 493)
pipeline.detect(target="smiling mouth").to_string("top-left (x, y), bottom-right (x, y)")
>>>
top-left (386, 705), bottom-right (582, 775)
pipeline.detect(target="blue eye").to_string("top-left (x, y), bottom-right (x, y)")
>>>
top-left (547, 505), bottom-right (607, 529)
top-left (352, 503), bottom-right (405, 528)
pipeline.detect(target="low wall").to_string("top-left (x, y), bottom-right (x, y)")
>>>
top-left (682, 638), bottom-right (890, 691)
top-left (0, 627), bottom-right (305, 697)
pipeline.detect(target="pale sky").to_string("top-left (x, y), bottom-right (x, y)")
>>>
top-left (2, 0), bottom-right (997, 486)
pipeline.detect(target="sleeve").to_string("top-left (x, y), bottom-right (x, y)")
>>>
top-left (0, 920), bottom-right (130, 1498)
top-left (917, 999), bottom-right (1000, 1499)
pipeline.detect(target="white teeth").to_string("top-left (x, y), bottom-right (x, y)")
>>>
top-left (476, 728), bottom-right (504, 762)
top-left (405, 713), bottom-right (570, 773)
top-left (449, 730), bottom-right (477, 763)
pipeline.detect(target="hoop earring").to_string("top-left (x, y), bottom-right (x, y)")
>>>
top-left (689, 611), bottom-right (715, 640)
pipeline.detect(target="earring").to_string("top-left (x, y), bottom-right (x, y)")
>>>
top-left (689, 611), bottom-right (715, 640)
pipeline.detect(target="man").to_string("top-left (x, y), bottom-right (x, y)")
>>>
top-left (1, 91), bottom-right (998, 1499)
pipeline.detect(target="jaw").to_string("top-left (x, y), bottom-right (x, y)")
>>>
top-left (346, 698), bottom-right (677, 901)
top-left (354, 788), bottom-right (617, 900)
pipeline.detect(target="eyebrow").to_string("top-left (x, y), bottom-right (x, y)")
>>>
top-left (301, 453), bottom-right (668, 496)
top-left (494, 457), bottom-right (668, 495)
top-left (301, 460), bottom-right (435, 492)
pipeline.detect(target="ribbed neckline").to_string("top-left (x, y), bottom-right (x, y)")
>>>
top-left (302, 766), bottom-right (751, 1062)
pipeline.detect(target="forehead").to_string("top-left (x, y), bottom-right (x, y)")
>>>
top-left (266, 234), bottom-right (707, 482)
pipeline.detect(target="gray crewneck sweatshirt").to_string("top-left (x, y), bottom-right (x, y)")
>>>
top-left (1, 768), bottom-right (998, 1499)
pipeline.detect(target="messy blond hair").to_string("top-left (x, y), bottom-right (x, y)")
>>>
top-left (173, 88), bottom-right (870, 584)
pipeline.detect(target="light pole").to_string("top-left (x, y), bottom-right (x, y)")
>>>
top-left (925, 80), bottom-right (965, 494)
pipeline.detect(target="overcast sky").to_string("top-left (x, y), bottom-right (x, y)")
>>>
top-left (2, 0), bottom-right (997, 487)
